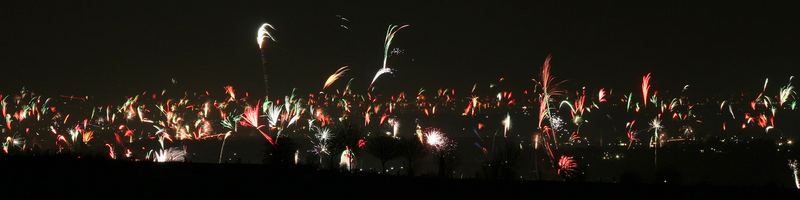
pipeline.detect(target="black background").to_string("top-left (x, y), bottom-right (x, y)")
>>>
top-left (2, 1), bottom-right (797, 102)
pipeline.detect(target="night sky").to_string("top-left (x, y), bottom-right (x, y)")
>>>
top-left (2, 1), bottom-right (797, 102)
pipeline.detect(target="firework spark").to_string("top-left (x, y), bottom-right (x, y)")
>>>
top-left (382, 24), bottom-right (410, 69)
top-left (340, 147), bottom-right (353, 170)
top-left (370, 24), bottom-right (410, 87)
top-left (323, 66), bottom-right (350, 90)
top-left (388, 118), bottom-right (399, 138)
top-left (642, 73), bottom-right (652, 108)
top-left (790, 159), bottom-right (800, 189)
top-left (557, 155), bottom-right (578, 178)
top-left (626, 120), bottom-right (637, 150)
top-left (218, 131), bottom-right (232, 164)
top-left (502, 113), bottom-right (511, 137)
top-left (651, 116), bottom-right (662, 167)
top-left (537, 55), bottom-right (566, 129)
top-left (105, 143), bottom-right (116, 160)
top-left (257, 23), bottom-right (277, 49)
top-left (155, 147), bottom-right (187, 163)
top-left (780, 84), bottom-right (794, 107)
top-left (1, 48), bottom-right (799, 184)
top-left (82, 131), bottom-right (94, 144)
top-left (312, 127), bottom-right (333, 155)
top-left (241, 103), bottom-right (274, 145)
top-left (370, 67), bottom-right (394, 87)
top-left (267, 104), bottom-right (283, 128)
top-left (241, 105), bottom-right (260, 128)
top-left (598, 88), bottom-right (607, 103)
top-left (425, 129), bottom-right (447, 150)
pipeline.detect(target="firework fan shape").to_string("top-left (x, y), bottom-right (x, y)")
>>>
top-left (642, 73), bottom-right (652, 108)
top-left (155, 147), bottom-right (187, 163)
top-left (257, 23), bottom-right (277, 49)
top-left (324, 66), bottom-right (349, 90)
top-left (266, 104), bottom-right (283, 128)
top-left (241, 103), bottom-right (275, 145)
top-left (557, 155), bottom-right (578, 178)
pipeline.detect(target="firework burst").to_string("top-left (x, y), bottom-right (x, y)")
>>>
top-left (241, 103), bottom-right (274, 145)
top-left (340, 147), bottom-right (354, 171)
top-left (557, 155), bottom-right (578, 178)
top-left (642, 73), bottom-right (652, 108)
top-left (536, 54), bottom-right (566, 129)
top-left (257, 23), bottom-right (277, 49)
top-left (502, 113), bottom-right (511, 137)
top-left (155, 147), bottom-right (187, 163)
top-left (370, 24), bottom-right (410, 87)
top-left (266, 104), bottom-right (283, 128)
top-left (650, 116), bottom-right (662, 167)
top-left (598, 88), bottom-right (607, 102)
top-left (312, 127), bottom-right (333, 155)
top-left (323, 66), bottom-right (350, 90)
top-left (424, 128), bottom-right (454, 153)
top-left (370, 68), bottom-right (394, 87)
top-left (780, 84), bottom-right (794, 107)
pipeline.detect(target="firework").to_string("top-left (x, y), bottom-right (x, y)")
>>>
top-left (642, 73), bottom-right (652, 108)
top-left (780, 84), bottom-right (794, 107)
top-left (370, 24), bottom-right (410, 87)
top-left (323, 66), bottom-right (350, 90)
top-left (790, 159), bottom-right (800, 189)
top-left (626, 120), bottom-right (637, 150)
top-left (105, 143), bottom-right (116, 159)
top-left (257, 23), bottom-right (277, 49)
top-left (598, 88), bottom-right (606, 103)
top-left (537, 55), bottom-right (566, 129)
top-left (340, 147), bottom-right (354, 170)
top-left (424, 128), bottom-right (448, 152)
top-left (387, 118), bottom-right (399, 138)
top-left (557, 155), bottom-right (578, 178)
top-left (266, 104), bottom-right (283, 128)
top-left (218, 131), bottom-right (232, 164)
top-left (370, 67), bottom-right (394, 87)
top-left (224, 86), bottom-right (236, 102)
top-left (257, 23), bottom-right (277, 97)
top-left (82, 131), bottom-right (94, 144)
top-left (502, 113), bottom-right (511, 137)
top-left (382, 24), bottom-right (410, 69)
top-left (312, 127), bottom-right (333, 156)
top-left (241, 103), bottom-right (274, 145)
top-left (2, 137), bottom-right (10, 154)
top-left (651, 116), bottom-right (662, 168)
top-left (2, 43), bottom-right (800, 186)
top-left (155, 147), bottom-right (187, 163)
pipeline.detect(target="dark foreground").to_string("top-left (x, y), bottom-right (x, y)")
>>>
top-left (2, 156), bottom-right (797, 199)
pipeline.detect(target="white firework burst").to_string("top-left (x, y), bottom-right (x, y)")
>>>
top-left (267, 104), bottom-right (282, 128)
top-left (370, 67), bottom-right (394, 87)
top-left (155, 147), bottom-right (186, 163)
top-left (257, 23), bottom-right (277, 49)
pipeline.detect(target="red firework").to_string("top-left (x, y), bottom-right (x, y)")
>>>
top-left (558, 155), bottom-right (578, 177)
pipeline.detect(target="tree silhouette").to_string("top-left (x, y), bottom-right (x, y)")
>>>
top-left (365, 134), bottom-right (402, 172)
top-left (400, 136), bottom-right (424, 176)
